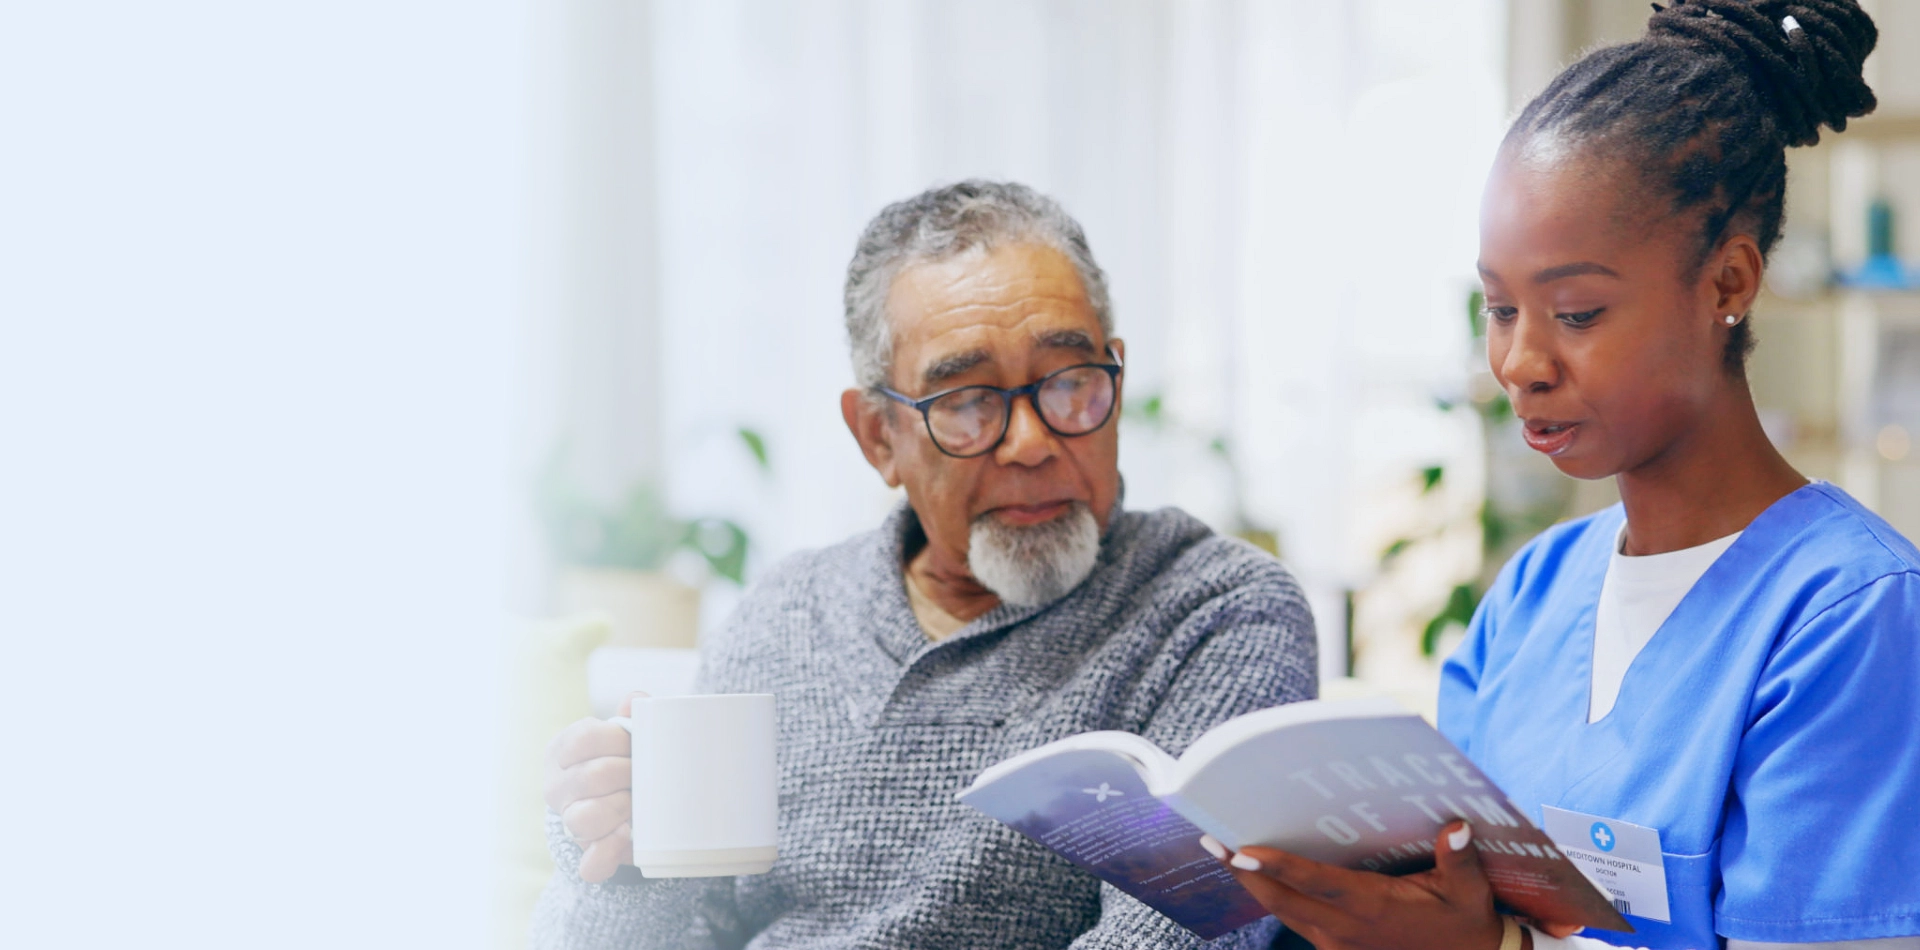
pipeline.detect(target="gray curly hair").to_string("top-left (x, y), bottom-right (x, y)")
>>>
top-left (843, 180), bottom-right (1113, 390)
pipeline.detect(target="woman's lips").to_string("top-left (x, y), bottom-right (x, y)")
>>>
top-left (1522, 420), bottom-right (1579, 457)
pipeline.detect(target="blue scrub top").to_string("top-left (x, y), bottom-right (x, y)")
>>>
top-left (1439, 482), bottom-right (1920, 948)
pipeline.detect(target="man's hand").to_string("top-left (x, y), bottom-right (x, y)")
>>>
top-left (544, 692), bottom-right (645, 883)
top-left (1207, 821), bottom-right (1507, 950)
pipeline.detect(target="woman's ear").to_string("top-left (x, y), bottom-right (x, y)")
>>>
top-left (1709, 234), bottom-right (1765, 321)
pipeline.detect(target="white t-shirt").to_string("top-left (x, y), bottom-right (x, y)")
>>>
top-left (1588, 526), bottom-right (1741, 722)
top-left (1542, 526), bottom-right (1919, 949)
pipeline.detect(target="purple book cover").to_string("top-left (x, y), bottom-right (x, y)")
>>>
top-left (959, 747), bottom-right (1266, 939)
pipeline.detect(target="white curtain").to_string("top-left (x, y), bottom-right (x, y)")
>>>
top-left (525, 0), bottom-right (1509, 682)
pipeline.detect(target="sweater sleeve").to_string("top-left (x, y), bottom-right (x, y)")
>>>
top-left (526, 811), bottom-right (739, 950)
top-left (1068, 570), bottom-right (1318, 950)
top-left (1065, 881), bottom-right (1283, 950)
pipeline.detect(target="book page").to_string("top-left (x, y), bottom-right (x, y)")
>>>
top-left (1163, 695), bottom-right (1408, 790)
top-left (1165, 715), bottom-right (1631, 934)
top-left (959, 747), bottom-right (1267, 939)
top-left (965, 729), bottom-right (1173, 790)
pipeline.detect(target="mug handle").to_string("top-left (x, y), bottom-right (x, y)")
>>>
top-left (605, 690), bottom-right (649, 739)
top-left (606, 714), bottom-right (642, 784)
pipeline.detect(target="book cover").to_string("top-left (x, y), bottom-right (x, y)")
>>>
top-left (959, 747), bottom-right (1267, 940)
top-left (960, 700), bottom-right (1631, 939)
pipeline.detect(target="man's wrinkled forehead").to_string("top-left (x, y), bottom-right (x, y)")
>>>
top-left (887, 244), bottom-right (1088, 316)
top-left (886, 243), bottom-right (1101, 385)
top-left (920, 328), bottom-right (1098, 386)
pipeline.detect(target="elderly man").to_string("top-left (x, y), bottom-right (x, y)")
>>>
top-left (533, 180), bottom-right (1316, 949)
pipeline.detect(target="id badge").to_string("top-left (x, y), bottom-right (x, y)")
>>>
top-left (1540, 805), bottom-right (1672, 924)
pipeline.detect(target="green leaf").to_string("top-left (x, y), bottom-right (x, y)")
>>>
top-left (1208, 436), bottom-right (1230, 458)
top-left (1381, 538), bottom-right (1414, 562)
top-left (685, 518), bottom-right (749, 584)
top-left (1124, 392), bottom-right (1166, 427)
top-left (738, 427), bottom-right (771, 472)
top-left (1421, 583), bottom-right (1481, 656)
top-left (603, 485), bottom-right (678, 570)
top-left (533, 437), bottom-right (757, 576)
top-left (1467, 288), bottom-right (1486, 338)
top-left (1421, 615), bottom-right (1449, 659)
top-left (1480, 503), bottom-right (1509, 553)
top-left (1478, 391), bottom-right (1513, 424)
top-left (1421, 466), bottom-right (1445, 493)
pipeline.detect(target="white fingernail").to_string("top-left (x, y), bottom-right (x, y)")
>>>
top-left (1448, 824), bottom-right (1472, 851)
top-left (1230, 853), bottom-right (1262, 872)
top-left (1198, 834), bottom-right (1227, 860)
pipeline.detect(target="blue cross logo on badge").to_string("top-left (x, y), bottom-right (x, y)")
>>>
top-left (1590, 821), bottom-right (1617, 852)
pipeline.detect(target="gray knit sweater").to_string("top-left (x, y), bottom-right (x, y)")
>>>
top-left (530, 501), bottom-right (1318, 950)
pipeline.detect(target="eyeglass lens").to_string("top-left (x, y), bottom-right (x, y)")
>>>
top-left (925, 365), bottom-right (1115, 456)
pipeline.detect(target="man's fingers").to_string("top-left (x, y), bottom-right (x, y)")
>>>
top-left (563, 755), bottom-right (634, 803)
top-left (544, 754), bottom-right (632, 813)
top-left (546, 718), bottom-right (632, 770)
top-left (543, 718), bottom-right (634, 813)
top-left (616, 690), bottom-right (650, 718)
top-left (576, 823), bottom-right (632, 883)
top-left (562, 792), bottom-right (631, 844)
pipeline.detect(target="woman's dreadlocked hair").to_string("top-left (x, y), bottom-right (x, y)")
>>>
top-left (1507, 0), bottom-right (1878, 372)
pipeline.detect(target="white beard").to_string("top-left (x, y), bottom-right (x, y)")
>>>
top-left (965, 501), bottom-right (1101, 608)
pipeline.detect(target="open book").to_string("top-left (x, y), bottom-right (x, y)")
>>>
top-left (959, 697), bottom-right (1631, 940)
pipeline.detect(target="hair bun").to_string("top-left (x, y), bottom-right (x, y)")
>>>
top-left (1648, 0), bottom-right (1877, 146)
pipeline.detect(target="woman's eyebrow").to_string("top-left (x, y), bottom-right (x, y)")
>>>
top-left (1531, 261), bottom-right (1620, 283)
top-left (1475, 261), bottom-right (1621, 284)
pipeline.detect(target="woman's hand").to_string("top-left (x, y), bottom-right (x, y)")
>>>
top-left (1203, 821), bottom-right (1506, 950)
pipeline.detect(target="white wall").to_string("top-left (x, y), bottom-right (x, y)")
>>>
top-left (1, 3), bottom-right (524, 946)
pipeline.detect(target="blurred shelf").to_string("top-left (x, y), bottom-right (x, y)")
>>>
top-left (1848, 111), bottom-right (1920, 142)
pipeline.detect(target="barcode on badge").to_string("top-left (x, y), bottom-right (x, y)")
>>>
top-left (1613, 899), bottom-right (1632, 916)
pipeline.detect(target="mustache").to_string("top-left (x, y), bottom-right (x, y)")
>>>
top-left (971, 497), bottom-right (1109, 527)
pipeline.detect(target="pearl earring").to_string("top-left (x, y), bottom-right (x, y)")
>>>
top-left (1725, 314), bottom-right (1739, 326)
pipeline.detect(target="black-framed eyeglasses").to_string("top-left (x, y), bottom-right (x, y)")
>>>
top-left (875, 346), bottom-right (1123, 458)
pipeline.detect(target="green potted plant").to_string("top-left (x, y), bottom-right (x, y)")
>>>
top-left (536, 430), bottom-right (764, 647)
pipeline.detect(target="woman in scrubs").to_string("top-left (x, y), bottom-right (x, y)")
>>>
top-left (1207, 1), bottom-right (1920, 948)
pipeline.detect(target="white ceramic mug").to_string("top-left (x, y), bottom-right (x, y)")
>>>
top-left (608, 693), bottom-right (778, 877)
